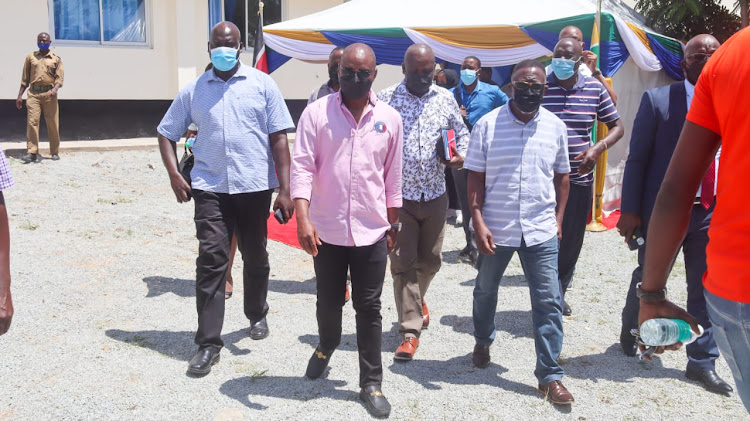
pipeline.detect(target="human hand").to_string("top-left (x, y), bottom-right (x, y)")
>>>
top-left (637, 300), bottom-right (701, 360)
top-left (557, 222), bottom-right (563, 241)
top-left (169, 173), bottom-right (192, 203)
top-left (474, 221), bottom-right (495, 255)
top-left (386, 229), bottom-right (398, 253)
top-left (574, 143), bottom-right (604, 176)
top-left (440, 144), bottom-right (464, 168)
top-left (616, 213), bottom-right (642, 242)
top-left (297, 218), bottom-right (321, 256)
top-left (0, 289), bottom-right (13, 336)
top-left (460, 106), bottom-right (467, 118)
top-left (48, 88), bottom-right (58, 98)
top-left (16, 97), bottom-right (23, 110)
top-left (583, 50), bottom-right (598, 73)
top-left (273, 191), bottom-right (295, 223)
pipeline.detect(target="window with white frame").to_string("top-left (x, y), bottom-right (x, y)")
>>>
top-left (49, 0), bottom-right (150, 45)
top-left (209, 0), bottom-right (283, 50)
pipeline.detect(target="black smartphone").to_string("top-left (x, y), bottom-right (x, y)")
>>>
top-left (274, 208), bottom-right (286, 224)
top-left (627, 227), bottom-right (645, 251)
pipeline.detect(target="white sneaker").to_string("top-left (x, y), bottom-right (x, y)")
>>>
top-left (455, 210), bottom-right (463, 225)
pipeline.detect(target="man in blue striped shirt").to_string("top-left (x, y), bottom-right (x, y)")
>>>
top-left (542, 38), bottom-right (624, 316)
top-left (466, 59), bottom-right (574, 405)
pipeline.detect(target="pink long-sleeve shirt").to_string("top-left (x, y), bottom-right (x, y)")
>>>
top-left (291, 91), bottom-right (403, 247)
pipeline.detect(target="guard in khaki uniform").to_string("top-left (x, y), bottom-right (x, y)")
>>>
top-left (16, 32), bottom-right (64, 163)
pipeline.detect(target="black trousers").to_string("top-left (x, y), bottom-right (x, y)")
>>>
top-left (193, 189), bottom-right (272, 350)
top-left (313, 237), bottom-right (387, 388)
top-left (445, 168), bottom-right (460, 210)
top-left (451, 167), bottom-right (474, 250)
top-left (558, 183), bottom-right (593, 295)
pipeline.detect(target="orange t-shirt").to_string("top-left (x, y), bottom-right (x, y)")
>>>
top-left (687, 27), bottom-right (750, 303)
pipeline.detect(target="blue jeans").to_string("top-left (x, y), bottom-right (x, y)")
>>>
top-left (473, 236), bottom-right (564, 384)
top-left (705, 290), bottom-right (750, 412)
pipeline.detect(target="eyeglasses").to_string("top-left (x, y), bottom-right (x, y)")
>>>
top-left (340, 67), bottom-right (373, 81)
top-left (687, 53), bottom-right (712, 63)
top-left (512, 81), bottom-right (545, 94)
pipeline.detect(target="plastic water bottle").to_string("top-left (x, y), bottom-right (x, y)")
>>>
top-left (639, 318), bottom-right (703, 346)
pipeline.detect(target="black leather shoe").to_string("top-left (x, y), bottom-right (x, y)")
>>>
top-left (562, 300), bottom-right (572, 316)
top-left (249, 317), bottom-right (269, 340)
top-left (51, 154), bottom-right (60, 161)
top-left (187, 347), bottom-right (220, 376)
top-left (305, 346), bottom-right (334, 379)
top-left (21, 153), bottom-right (41, 163)
top-left (360, 385), bottom-right (391, 418)
top-left (686, 369), bottom-right (734, 394)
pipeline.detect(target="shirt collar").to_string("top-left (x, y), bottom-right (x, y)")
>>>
top-left (684, 79), bottom-right (695, 98)
top-left (206, 63), bottom-right (251, 82)
top-left (334, 89), bottom-right (379, 107)
top-left (547, 72), bottom-right (586, 90)
top-left (505, 101), bottom-right (541, 125)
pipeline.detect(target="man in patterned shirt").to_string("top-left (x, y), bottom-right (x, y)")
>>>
top-left (157, 22), bottom-right (294, 376)
top-left (542, 38), bottom-right (624, 316)
top-left (378, 44), bottom-right (469, 361)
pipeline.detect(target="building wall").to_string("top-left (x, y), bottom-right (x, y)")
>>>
top-left (0, 0), bottom-right (403, 102)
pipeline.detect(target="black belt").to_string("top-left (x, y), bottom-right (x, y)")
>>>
top-left (30, 84), bottom-right (53, 92)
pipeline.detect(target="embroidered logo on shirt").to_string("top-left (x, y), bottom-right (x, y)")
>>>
top-left (374, 122), bottom-right (387, 133)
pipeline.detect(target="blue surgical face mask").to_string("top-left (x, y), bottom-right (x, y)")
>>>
top-left (38, 43), bottom-right (51, 50)
top-left (550, 57), bottom-right (578, 80)
top-left (460, 69), bottom-right (478, 86)
top-left (210, 47), bottom-right (239, 72)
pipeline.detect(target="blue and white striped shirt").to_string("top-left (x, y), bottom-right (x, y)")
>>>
top-left (464, 104), bottom-right (570, 247)
top-left (542, 75), bottom-right (619, 186)
top-left (157, 64), bottom-right (294, 194)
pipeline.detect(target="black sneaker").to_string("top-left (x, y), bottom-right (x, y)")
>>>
top-left (305, 346), bottom-right (334, 379)
top-left (21, 153), bottom-right (41, 163)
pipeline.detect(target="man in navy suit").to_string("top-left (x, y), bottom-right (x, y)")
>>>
top-left (617, 34), bottom-right (732, 395)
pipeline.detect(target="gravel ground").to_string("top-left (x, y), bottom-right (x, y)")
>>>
top-left (0, 149), bottom-right (746, 420)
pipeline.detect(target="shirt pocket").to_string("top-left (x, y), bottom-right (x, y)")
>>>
top-left (533, 141), bottom-right (557, 176)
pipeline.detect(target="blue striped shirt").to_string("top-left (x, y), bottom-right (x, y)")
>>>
top-left (542, 75), bottom-right (619, 186)
top-left (464, 104), bottom-right (570, 247)
top-left (157, 64), bottom-right (294, 194)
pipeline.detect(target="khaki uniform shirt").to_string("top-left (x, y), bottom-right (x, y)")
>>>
top-left (21, 51), bottom-right (64, 88)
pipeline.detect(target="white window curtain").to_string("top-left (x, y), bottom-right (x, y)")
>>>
top-left (52, 0), bottom-right (146, 43)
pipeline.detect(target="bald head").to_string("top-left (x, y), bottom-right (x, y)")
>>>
top-left (559, 26), bottom-right (584, 44)
top-left (682, 34), bottom-right (720, 85)
top-left (37, 32), bottom-right (51, 49)
top-left (554, 37), bottom-right (583, 60)
top-left (403, 44), bottom-right (435, 96)
top-left (209, 21), bottom-right (241, 49)
top-left (341, 43), bottom-right (376, 72)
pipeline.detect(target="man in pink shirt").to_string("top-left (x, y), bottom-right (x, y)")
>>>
top-left (291, 43), bottom-right (403, 418)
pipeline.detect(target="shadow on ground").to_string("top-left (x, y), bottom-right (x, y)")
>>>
top-left (143, 276), bottom-right (194, 298)
top-left (220, 376), bottom-right (354, 411)
top-left (561, 343), bottom-right (688, 384)
top-left (298, 322), bottom-right (402, 353)
top-left (440, 310), bottom-right (533, 338)
top-left (268, 277), bottom-right (316, 295)
top-left (105, 327), bottom-right (256, 361)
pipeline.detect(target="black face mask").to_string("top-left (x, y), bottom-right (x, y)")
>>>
top-left (405, 74), bottom-right (432, 96)
top-left (513, 91), bottom-right (544, 114)
top-left (328, 66), bottom-right (339, 84)
top-left (684, 61), bottom-right (706, 86)
top-left (340, 74), bottom-right (373, 100)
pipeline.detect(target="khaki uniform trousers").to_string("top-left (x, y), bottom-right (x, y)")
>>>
top-left (26, 90), bottom-right (60, 155)
top-left (390, 193), bottom-right (448, 339)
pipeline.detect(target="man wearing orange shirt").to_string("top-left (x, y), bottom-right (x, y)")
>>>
top-left (638, 27), bottom-right (750, 413)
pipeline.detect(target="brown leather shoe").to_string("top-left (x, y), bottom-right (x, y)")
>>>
top-left (538, 380), bottom-right (575, 405)
top-left (472, 344), bottom-right (490, 368)
top-left (422, 300), bottom-right (430, 329)
top-left (394, 337), bottom-right (419, 361)
top-left (344, 283), bottom-right (350, 302)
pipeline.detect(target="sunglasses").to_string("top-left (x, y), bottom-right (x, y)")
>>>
top-left (512, 81), bottom-right (545, 94)
top-left (340, 67), bottom-right (373, 81)
top-left (687, 53), bottom-right (712, 63)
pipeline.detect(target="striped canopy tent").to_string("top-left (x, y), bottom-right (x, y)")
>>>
top-left (264, 0), bottom-right (685, 211)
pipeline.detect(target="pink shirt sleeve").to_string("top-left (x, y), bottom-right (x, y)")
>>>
top-left (383, 115), bottom-right (403, 208)
top-left (290, 105), bottom-right (318, 201)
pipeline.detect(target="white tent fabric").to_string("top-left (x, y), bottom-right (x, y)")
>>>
top-left (613, 16), bottom-right (663, 72)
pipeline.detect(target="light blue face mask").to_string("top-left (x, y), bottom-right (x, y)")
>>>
top-left (210, 47), bottom-right (239, 72)
top-left (460, 69), bottom-right (478, 86)
top-left (550, 57), bottom-right (578, 80)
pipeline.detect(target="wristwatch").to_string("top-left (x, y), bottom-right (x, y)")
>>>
top-left (592, 69), bottom-right (602, 77)
top-left (636, 282), bottom-right (667, 303)
top-left (389, 223), bottom-right (402, 232)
